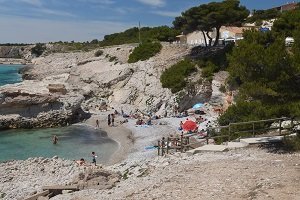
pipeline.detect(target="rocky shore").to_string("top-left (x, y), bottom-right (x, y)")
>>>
top-left (0, 43), bottom-right (225, 130)
top-left (0, 43), bottom-right (239, 200)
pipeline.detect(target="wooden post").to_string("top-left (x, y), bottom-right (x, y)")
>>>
top-left (180, 134), bottom-right (183, 153)
top-left (162, 137), bottom-right (165, 156)
top-left (228, 125), bottom-right (231, 141)
top-left (158, 140), bottom-right (160, 156)
top-left (279, 119), bottom-right (282, 135)
top-left (291, 117), bottom-right (294, 133)
top-left (252, 122), bottom-right (255, 137)
top-left (166, 137), bottom-right (170, 154)
top-left (206, 129), bottom-right (209, 144)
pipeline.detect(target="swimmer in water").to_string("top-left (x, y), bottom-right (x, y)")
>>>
top-left (52, 135), bottom-right (58, 144)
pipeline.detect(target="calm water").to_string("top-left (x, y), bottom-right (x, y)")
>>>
top-left (0, 125), bottom-right (119, 162)
top-left (0, 64), bottom-right (118, 163)
top-left (0, 64), bottom-right (23, 86)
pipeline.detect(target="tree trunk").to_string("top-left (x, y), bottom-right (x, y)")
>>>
top-left (206, 31), bottom-right (212, 46)
top-left (213, 27), bottom-right (221, 46)
top-left (201, 31), bottom-right (208, 47)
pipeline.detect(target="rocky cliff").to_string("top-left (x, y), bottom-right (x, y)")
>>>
top-left (0, 74), bottom-right (89, 130)
top-left (0, 45), bottom-right (33, 60)
top-left (0, 43), bottom-right (229, 129)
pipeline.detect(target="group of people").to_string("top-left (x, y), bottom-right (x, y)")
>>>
top-left (76, 151), bottom-right (97, 166)
top-left (107, 113), bottom-right (115, 126)
top-left (135, 116), bottom-right (152, 126)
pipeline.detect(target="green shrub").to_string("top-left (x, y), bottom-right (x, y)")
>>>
top-left (160, 59), bottom-right (197, 93)
top-left (219, 85), bottom-right (227, 93)
top-left (201, 61), bottom-right (217, 78)
top-left (31, 43), bottom-right (46, 57)
top-left (94, 50), bottom-right (103, 57)
top-left (109, 56), bottom-right (117, 62)
top-left (128, 42), bottom-right (162, 63)
top-left (99, 26), bottom-right (180, 47)
top-left (282, 134), bottom-right (300, 151)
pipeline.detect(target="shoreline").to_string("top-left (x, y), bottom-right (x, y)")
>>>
top-left (83, 111), bottom-right (134, 166)
top-left (0, 58), bottom-right (29, 65)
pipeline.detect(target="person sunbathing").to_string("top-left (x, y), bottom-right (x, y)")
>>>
top-left (76, 158), bottom-right (86, 166)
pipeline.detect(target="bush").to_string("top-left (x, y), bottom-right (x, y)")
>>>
top-left (201, 61), bottom-right (217, 78)
top-left (109, 56), bottom-right (117, 62)
top-left (160, 59), bottom-right (197, 93)
top-left (128, 42), bottom-right (162, 63)
top-left (282, 134), bottom-right (300, 151)
top-left (94, 50), bottom-right (103, 57)
top-left (31, 43), bottom-right (46, 57)
top-left (219, 85), bottom-right (226, 93)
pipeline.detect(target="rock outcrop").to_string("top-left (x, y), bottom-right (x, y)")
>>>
top-left (0, 43), bottom-right (230, 129)
top-left (0, 74), bottom-right (89, 130)
top-left (0, 45), bottom-right (33, 60)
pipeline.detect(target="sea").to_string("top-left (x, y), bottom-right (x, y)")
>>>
top-left (0, 64), bottom-right (118, 162)
top-left (0, 64), bottom-right (23, 86)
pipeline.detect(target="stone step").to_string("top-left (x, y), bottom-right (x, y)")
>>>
top-left (186, 144), bottom-right (228, 155)
top-left (23, 190), bottom-right (49, 200)
top-left (226, 142), bottom-right (249, 149)
top-left (240, 136), bottom-right (284, 145)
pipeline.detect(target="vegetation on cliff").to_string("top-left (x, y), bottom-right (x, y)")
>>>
top-left (160, 59), bottom-right (197, 93)
top-left (216, 8), bottom-right (300, 149)
top-left (220, 9), bottom-right (300, 125)
top-left (128, 42), bottom-right (162, 63)
top-left (246, 9), bottom-right (281, 25)
top-left (31, 43), bottom-right (46, 57)
top-left (99, 26), bottom-right (179, 47)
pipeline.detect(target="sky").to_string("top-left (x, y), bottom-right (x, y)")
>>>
top-left (0, 0), bottom-right (296, 43)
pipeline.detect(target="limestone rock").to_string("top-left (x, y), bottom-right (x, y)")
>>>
top-left (48, 84), bottom-right (67, 95)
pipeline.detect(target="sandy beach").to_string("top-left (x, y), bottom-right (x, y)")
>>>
top-left (84, 111), bottom-right (134, 165)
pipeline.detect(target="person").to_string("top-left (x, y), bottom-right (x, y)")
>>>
top-left (96, 119), bottom-right (99, 128)
top-left (91, 152), bottom-right (97, 166)
top-left (76, 158), bottom-right (86, 166)
top-left (179, 121), bottom-right (183, 130)
top-left (146, 116), bottom-right (152, 125)
top-left (108, 114), bottom-right (111, 126)
top-left (52, 135), bottom-right (58, 144)
top-left (111, 114), bottom-right (115, 126)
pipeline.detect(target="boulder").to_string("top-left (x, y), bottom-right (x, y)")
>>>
top-left (47, 84), bottom-right (67, 95)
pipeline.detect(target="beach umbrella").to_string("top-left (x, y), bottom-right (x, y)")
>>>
top-left (182, 120), bottom-right (197, 131)
top-left (192, 103), bottom-right (204, 109)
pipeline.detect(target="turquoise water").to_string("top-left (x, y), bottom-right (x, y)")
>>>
top-left (0, 64), bottom-right (23, 86)
top-left (0, 125), bottom-right (119, 163)
top-left (0, 64), bottom-right (119, 163)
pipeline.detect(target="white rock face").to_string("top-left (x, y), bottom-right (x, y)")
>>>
top-left (66, 43), bottom-right (190, 114)
top-left (209, 71), bottom-right (229, 108)
top-left (0, 43), bottom-right (230, 129)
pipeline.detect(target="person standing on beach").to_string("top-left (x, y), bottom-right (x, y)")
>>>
top-left (52, 135), bottom-right (58, 144)
top-left (108, 114), bottom-right (111, 126)
top-left (91, 152), bottom-right (97, 166)
top-left (96, 119), bottom-right (99, 128)
top-left (111, 114), bottom-right (115, 126)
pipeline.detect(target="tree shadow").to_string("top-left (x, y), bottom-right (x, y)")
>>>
top-left (258, 142), bottom-right (295, 154)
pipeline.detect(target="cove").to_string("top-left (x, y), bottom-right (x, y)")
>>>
top-left (0, 124), bottom-right (119, 163)
top-left (0, 64), bottom-right (24, 86)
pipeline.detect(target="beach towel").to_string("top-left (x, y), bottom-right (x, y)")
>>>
top-left (145, 146), bottom-right (158, 150)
